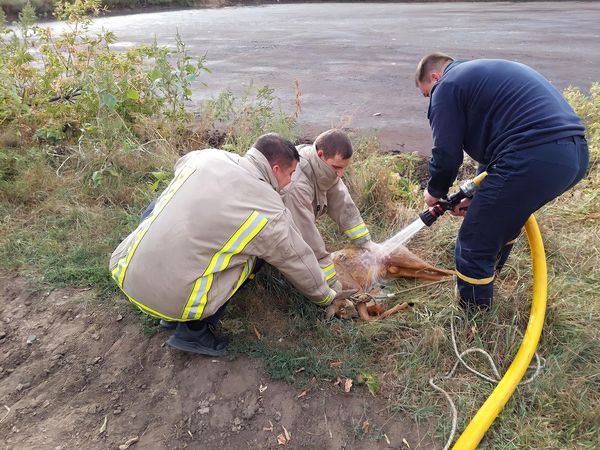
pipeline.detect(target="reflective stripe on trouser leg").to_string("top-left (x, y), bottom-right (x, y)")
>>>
top-left (455, 272), bottom-right (494, 309)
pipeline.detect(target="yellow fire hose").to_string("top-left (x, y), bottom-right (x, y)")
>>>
top-left (451, 175), bottom-right (548, 448)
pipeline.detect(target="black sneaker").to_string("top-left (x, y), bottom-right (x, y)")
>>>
top-left (166, 322), bottom-right (229, 356)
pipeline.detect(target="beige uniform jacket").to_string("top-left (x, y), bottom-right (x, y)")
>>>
top-left (110, 148), bottom-right (335, 321)
top-left (281, 145), bottom-right (371, 285)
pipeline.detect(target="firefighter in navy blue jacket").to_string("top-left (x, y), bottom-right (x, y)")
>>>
top-left (415, 53), bottom-right (589, 309)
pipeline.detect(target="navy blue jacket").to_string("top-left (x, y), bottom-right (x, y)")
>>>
top-left (427, 59), bottom-right (585, 198)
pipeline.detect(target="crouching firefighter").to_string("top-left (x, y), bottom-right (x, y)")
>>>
top-left (281, 129), bottom-right (385, 292)
top-left (109, 133), bottom-right (344, 356)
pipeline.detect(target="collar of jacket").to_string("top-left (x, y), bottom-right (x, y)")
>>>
top-left (301, 145), bottom-right (338, 192)
top-left (428, 59), bottom-right (465, 116)
top-left (241, 147), bottom-right (280, 192)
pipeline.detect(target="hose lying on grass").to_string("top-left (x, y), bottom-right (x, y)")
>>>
top-left (430, 214), bottom-right (548, 450)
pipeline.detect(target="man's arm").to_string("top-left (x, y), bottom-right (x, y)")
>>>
top-left (427, 83), bottom-right (467, 198)
top-left (282, 182), bottom-right (338, 285)
top-left (255, 209), bottom-right (336, 306)
top-left (326, 180), bottom-right (371, 246)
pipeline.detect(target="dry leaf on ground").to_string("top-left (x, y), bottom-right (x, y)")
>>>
top-left (362, 420), bottom-right (369, 433)
top-left (277, 425), bottom-right (291, 445)
top-left (297, 390), bottom-right (308, 399)
top-left (344, 378), bottom-right (353, 393)
top-left (263, 420), bottom-right (274, 432)
top-left (118, 437), bottom-right (139, 450)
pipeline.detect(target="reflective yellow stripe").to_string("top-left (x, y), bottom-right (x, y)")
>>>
top-left (227, 256), bottom-right (256, 300)
top-left (344, 222), bottom-right (369, 240)
top-left (183, 211), bottom-right (268, 320)
top-left (314, 288), bottom-right (334, 306)
top-left (506, 238), bottom-right (518, 245)
top-left (456, 270), bottom-right (495, 285)
top-left (111, 166), bottom-right (196, 288)
top-left (322, 263), bottom-right (337, 281)
top-left (126, 294), bottom-right (180, 321)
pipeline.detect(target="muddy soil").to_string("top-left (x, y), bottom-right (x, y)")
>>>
top-left (0, 275), bottom-right (435, 449)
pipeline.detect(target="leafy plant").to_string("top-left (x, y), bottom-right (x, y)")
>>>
top-left (0, 0), bottom-right (208, 182)
top-left (201, 84), bottom-right (297, 154)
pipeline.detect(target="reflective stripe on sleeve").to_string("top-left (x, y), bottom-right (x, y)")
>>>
top-left (322, 263), bottom-right (337, 281)
top-left (344, 222), bottom-right (369, 240)
top-left (227, 256), bottom-right (256, 300)
top-left (111, 166), bottom-right (196, 288)
top-left (314, 288), bottom-right (335, 306)
top-left (506, 238), bottom-right (518, 245)
top-left (456, 270), bottom-right (495, 285)
top-left (183, 211), bottom-right (268, 320)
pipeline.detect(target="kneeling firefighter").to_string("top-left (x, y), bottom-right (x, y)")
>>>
top-left (110, 133), bottom-right (345, 356)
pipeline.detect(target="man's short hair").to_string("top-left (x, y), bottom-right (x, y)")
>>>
top-left (415, 52), bottom-right (455, 86)
top-left (314, 129), bottom-right (353, 159)
top-left (253, 133), bottom-right (300, 168)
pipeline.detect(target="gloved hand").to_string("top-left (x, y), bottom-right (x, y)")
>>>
top-left (359, 240), bottom-right (390, 262)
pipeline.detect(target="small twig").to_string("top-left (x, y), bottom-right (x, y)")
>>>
top-left (0, 405), bottom-right (11, 424)
top-left (55, 153), bottom-right (74, 176)
top-left (323, 410), bottom-right (332, 439)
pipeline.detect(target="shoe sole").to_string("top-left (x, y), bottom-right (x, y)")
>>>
top-left (166, 336), bottom-right (227, 357)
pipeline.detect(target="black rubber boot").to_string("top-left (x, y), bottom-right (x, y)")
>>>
top-left (167, 322), bottom-right (229, 356)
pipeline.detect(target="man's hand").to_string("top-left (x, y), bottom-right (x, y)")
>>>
top-left (450, 198), bottom-right (471, 217)
top-left (424, 189), bottom-right (440, 207)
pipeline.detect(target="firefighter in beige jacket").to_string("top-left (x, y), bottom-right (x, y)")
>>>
top-left (281, 129), bottom-right (378, 287)
top-left (110, 134), bottom-right (335, 356)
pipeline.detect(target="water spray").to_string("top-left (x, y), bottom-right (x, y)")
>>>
top-left (382, 172), bottom-right (489, 250)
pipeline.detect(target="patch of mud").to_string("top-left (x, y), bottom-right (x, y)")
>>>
top-left (0, 275), bottom-right (435, 449)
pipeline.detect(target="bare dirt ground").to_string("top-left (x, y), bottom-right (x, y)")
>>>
top-left (0, 275), bottom-right (434, 449)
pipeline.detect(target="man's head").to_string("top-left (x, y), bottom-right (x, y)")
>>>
top-left (314, 129), bottom-right (353, 177)
top-left (253, 133), bottom-right (300, 189)
top-left (415, 52), bottom-right (454, 97)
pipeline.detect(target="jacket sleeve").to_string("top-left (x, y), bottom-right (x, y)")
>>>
top-left (427, 83), bottom-right (466, 198)
top-left (254, 209), bottom-right (335, 306)
top-left (326, 179), bottom-right (371, 245)
top-left (281, 181), bottom-right (338, 286)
